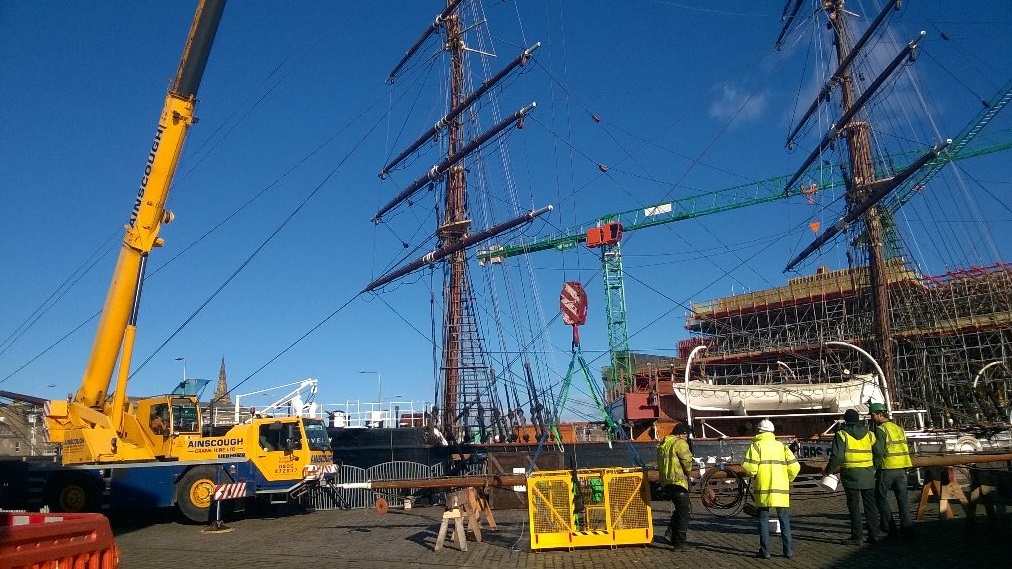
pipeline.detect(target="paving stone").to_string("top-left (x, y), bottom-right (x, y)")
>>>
top-left (111, 487), bottom-right (1007, 568)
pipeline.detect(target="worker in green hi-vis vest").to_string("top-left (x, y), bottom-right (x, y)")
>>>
top-left (870, 402), bottom-right (914, 537)
top-left (657, 423), bottom-right (694, 550)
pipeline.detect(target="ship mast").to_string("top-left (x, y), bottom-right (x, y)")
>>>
top-left (441, 4), bottom-right (467, 434)
top-left (372, 1), bottom-right (545, 442)
top-left (826, 1), bottom-right (895, 402)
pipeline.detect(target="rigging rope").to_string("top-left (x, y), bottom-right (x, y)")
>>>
top-left (0, 229), bottom-right (118, 361)
top-left (527, 337), bottom-right (643, 474)
top-left (699, 466), bottom-right (751, 517)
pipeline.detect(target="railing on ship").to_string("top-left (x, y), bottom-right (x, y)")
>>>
top-left (203, 399), bottom-right (433, 429)
top-left (317, 400), bottom-right (433, 429)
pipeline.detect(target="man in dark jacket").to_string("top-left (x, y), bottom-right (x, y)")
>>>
top-left (823, 408), bottom-right (880, 545)
top-left (658, 422), bottom-right (694, 549)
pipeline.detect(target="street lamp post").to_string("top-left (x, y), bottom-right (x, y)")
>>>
top-left (175, 357), bottom-right (186, 386)
top-left (359, 371), bottom-right (381, 404)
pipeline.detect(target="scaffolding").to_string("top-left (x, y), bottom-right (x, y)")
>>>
top-left (893, 263), bottom-right (1012, 426)
top-left (684, 261), bottom-right (1012, 428)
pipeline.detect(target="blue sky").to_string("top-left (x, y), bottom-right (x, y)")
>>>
top-left (2, 1), bottom-right (1010, 417)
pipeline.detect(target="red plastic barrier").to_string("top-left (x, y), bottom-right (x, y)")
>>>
top-left (0, 512), bottom-right (120, 569)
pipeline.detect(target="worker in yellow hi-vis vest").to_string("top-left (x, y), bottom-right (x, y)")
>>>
top-left (823, 408), bottom-right (880, 545)
top-left (870, 402), bottom-right (914, 537)
top-left (742, 419), bottom-right (799, 560)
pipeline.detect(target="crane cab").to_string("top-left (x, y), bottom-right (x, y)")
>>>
top-left (586, 221), bottom-right (623, 248)
top-left (137, 396), bottom-right (201, 441)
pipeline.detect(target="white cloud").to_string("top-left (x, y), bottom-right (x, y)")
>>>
top-left (708, 84), bottom-right (767, 123)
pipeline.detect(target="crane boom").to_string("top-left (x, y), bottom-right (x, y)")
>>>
top-left (76, 0), bottom-right (226, 409)
top-left (478, 171), bottom-right (818, 264)
top-left (30, 4), bottom-right (340, 525)
top-left (476, 135), bottom-right (1012, 265)
top-left (884, 76), bottom-right (1012, 214)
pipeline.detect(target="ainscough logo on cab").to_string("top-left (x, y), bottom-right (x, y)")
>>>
top-left (187, 438), bottom-right (243, 448)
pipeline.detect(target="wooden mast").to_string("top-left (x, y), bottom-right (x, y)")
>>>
top-left (375, 2), bottom-right (543, 441)
top-left (827, 0), bottom-right (897, 403)
top-left (440, 1), bottom-right (467, 436)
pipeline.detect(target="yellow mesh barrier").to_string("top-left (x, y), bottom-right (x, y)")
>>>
top-left (526, 467), bottom-right (653, 550)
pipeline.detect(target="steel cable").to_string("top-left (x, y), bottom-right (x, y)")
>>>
top-left (699, 467), bottom-right (750, 517)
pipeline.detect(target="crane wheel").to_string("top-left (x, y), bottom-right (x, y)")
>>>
top-left (176, 466), bottom-right (218, 523)
top-left (46, 474), bottom-right (99, 513)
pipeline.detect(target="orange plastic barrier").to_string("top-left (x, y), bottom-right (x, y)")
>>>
top-left (0, 512), bottom-right (120, 569)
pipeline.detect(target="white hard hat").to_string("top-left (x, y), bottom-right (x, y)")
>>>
top-left (758, 419), bottom-right (775, 433)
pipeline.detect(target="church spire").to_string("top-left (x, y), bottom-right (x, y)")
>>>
top-left (212, 357), bottom-right (231, 405)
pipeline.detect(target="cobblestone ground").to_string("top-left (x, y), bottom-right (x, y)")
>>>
top-left (111, 488), bottom-right (1008, 568)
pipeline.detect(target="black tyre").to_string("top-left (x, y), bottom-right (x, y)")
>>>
top-left (46, 473), bottom-right (100, 513)
top-left (175, 466), bottom-right (218, 523)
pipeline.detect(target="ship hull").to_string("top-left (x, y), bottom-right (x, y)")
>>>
top-left (327, 426), bottom-right (759, 469)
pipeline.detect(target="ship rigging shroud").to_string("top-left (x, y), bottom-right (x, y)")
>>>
top-left (371, 1), bottom-right (550, 443)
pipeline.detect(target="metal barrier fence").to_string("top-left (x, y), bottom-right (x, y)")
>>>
top-left (304, 460), bottom-right (488, 510)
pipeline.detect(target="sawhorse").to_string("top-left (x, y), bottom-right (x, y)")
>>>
top-left (434, 488), bottom-right (498, 551)
top-left (917, 467), bottom-right (969, 520)
top-left (434, 508), bottom-right (467, 551)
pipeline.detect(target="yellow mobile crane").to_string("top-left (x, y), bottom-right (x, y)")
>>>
top-left (34, 0), bottom-right (335, 522)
